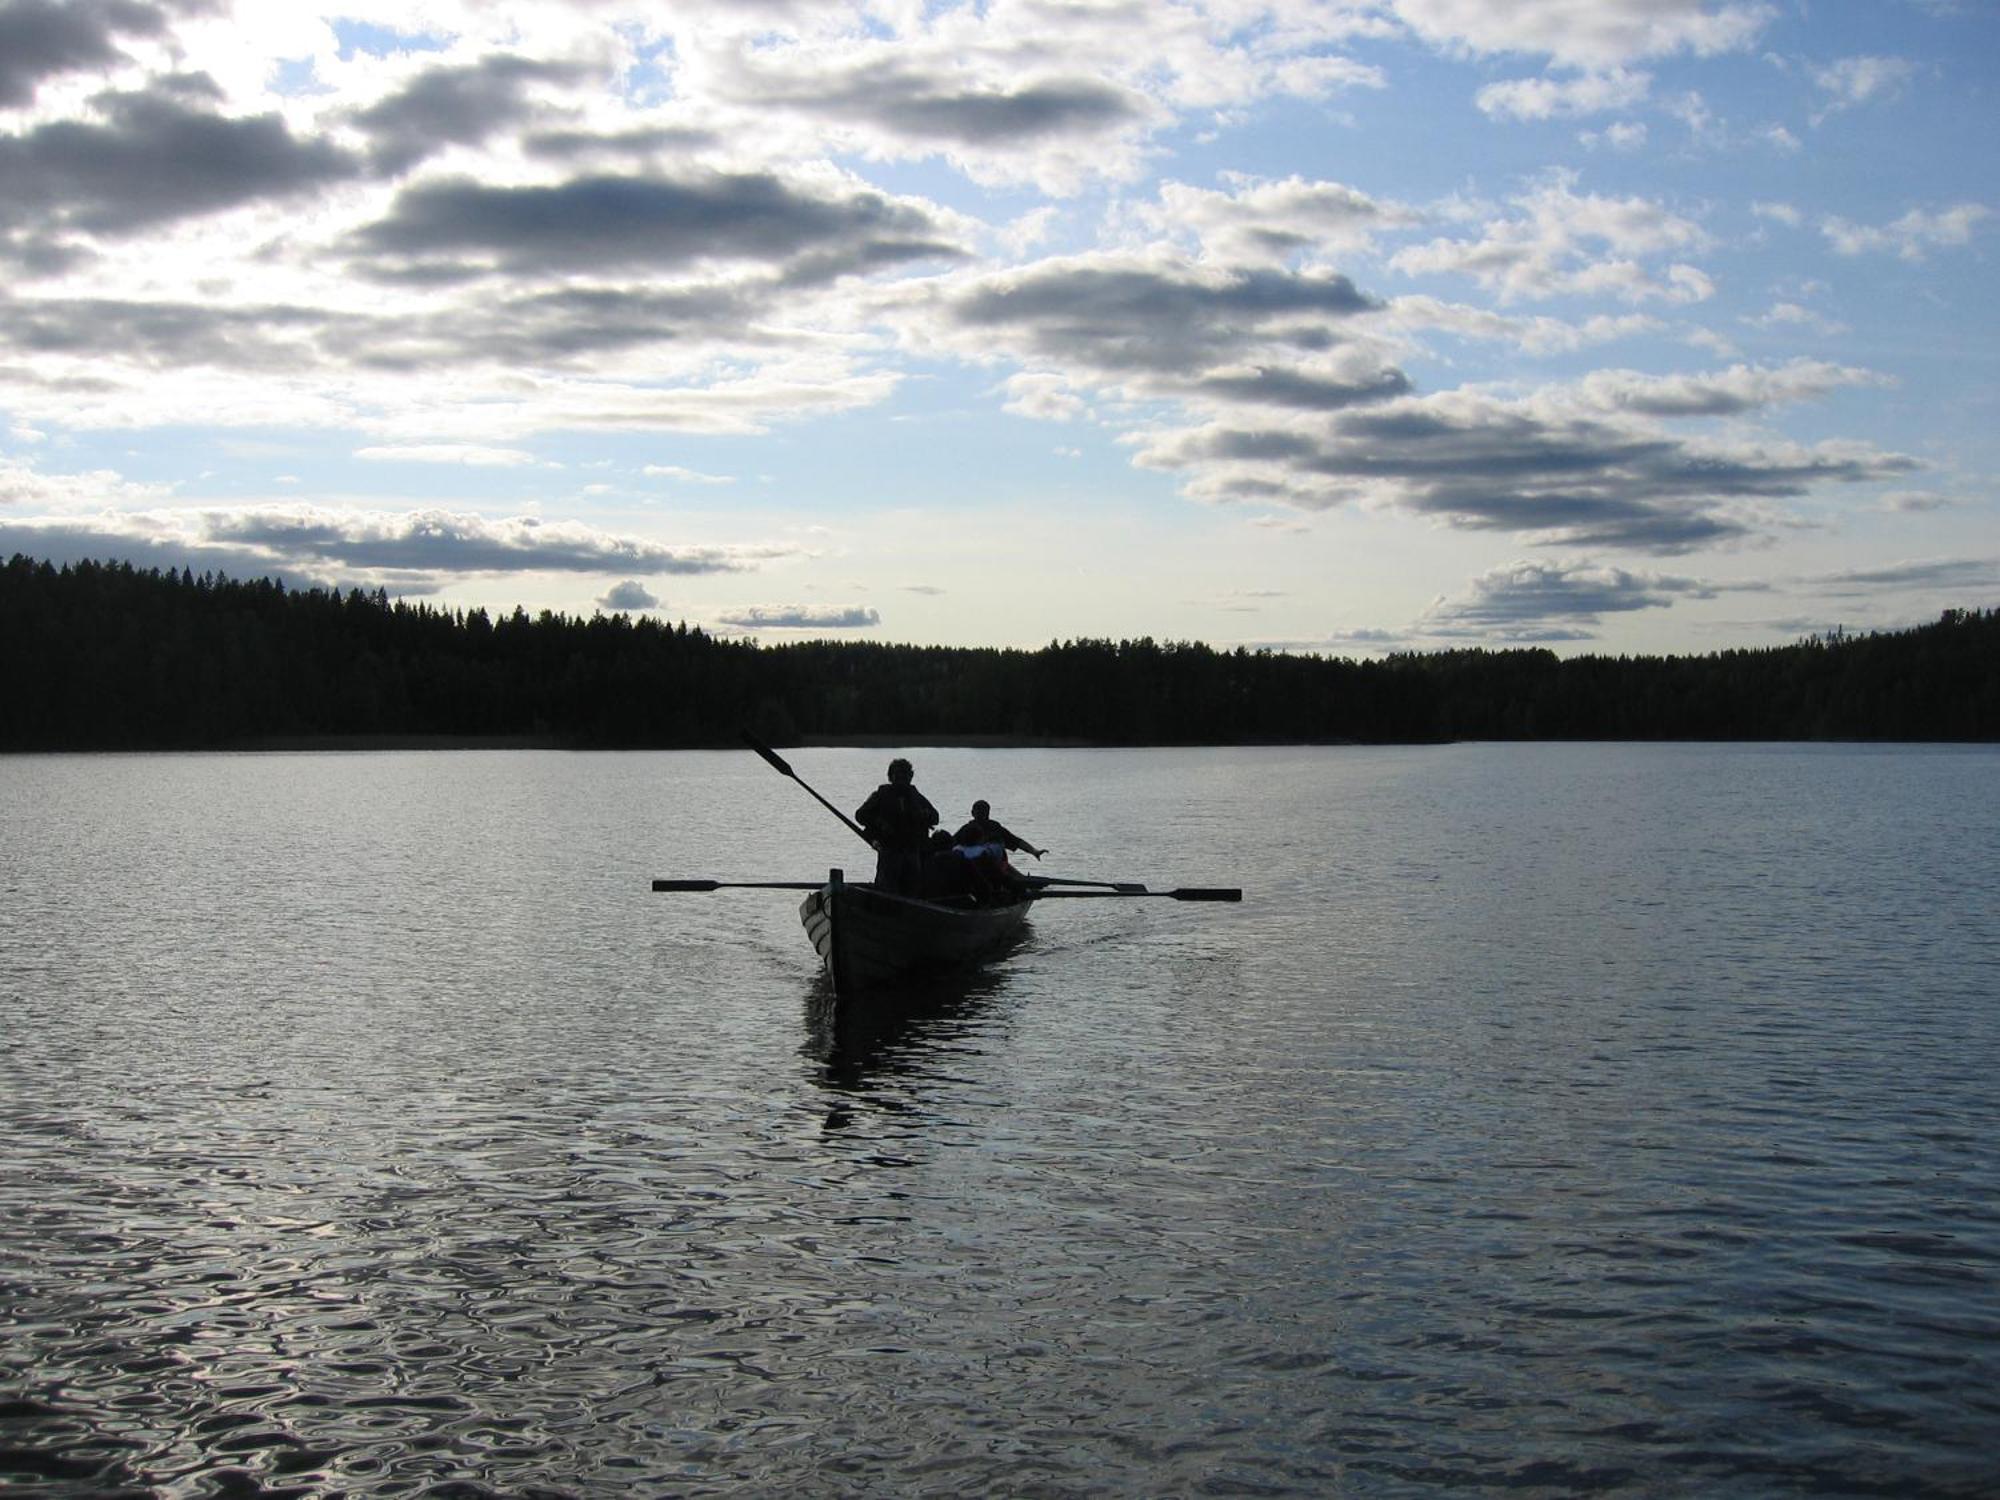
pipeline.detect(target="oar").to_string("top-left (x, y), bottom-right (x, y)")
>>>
top-left (740, 730), bottom-right (872, 846)
top-left (654, 878), bottom-right (1239, 900)
top-left (1027, 886), bottom-right (1241, 902)
top-left (1028, 874), bottom-right (1148, 894)
top-left (653, 879), bottom-right (828, 892)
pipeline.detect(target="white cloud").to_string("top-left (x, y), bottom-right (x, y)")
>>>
top-left (639, 0), bottom-right (1396, 195)
top-left (1129, 377), bottom-right (1918, 553)
top-left (1806, 556), bottom-right (1999, 597)
top-left (1385, 296), bottom-right (1662, 354)
top-left (598, 579), bottom-right (660, 610)
top-left (643, 464), bottom-right (736, 485)
top-left (1419, 556), bottom-right (1720, 641)
top-left (1879, 491), bottom-right (1953, 514)
top-left (0, 455), bottom-right (174, 511)
top-left (1578, 121), bottom-right (1648, 151)
top-left (1265, 54), bottom-right (1389, 102)
top-left (1744, 302), bottom-right (1847, 336)
top-left (355, 443), bottom-right (539, 466)
top-left (1389, 174), bottom-right (1712, 304)
top-left (1821, 204), bottom-right (1991, 261)
top-left (717, 603), bottom-right (881, 629)
top-left (1571, 359), bottom-right (1886, 417)
top-left (1137, 175), bottom-right (1422, 264)
top-left (1002, 371), bottom-right (1089, 422)
top-left (1390, 0), bottom-right (1774, 69)
top-left (0, 503), bottom-right (796, 586)
top-left (1683, 327), bottom-right (1738, 358)
top-left (1810, 55), bottom-right (1918, 122)
top-left (0, 0), bottom-right (1981, 657)
top-left (1476, 69), bottom-right (1650, 121)
top-left (996, 206), bottom-right (1060, 258)
top-left (0, 343), bottom-right (910, 443)
top-left (1660, 88), bottom-right (1727, 148)
top-left (915, 247), bottom-right (1408, 418)
top-left (685, 38), bottom-right (1163, 193)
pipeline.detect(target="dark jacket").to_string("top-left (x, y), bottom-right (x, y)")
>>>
top-left (857, 782), bottom-right (938, 851)
top-left (953, 816), bottom-right (1037, 855)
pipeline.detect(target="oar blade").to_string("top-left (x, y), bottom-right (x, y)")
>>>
top-left (739, 729), bottom-right (795, 778)
top-left (1168, 887), bottom-right (1242, 902)
top-left (652, 878), bottom-right (722, 892)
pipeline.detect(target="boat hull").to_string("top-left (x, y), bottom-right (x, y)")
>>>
top-left (800, 880), bottom-right (1030, 996)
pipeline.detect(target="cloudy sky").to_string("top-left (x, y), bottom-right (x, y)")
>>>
top-left (1, 0), bottom-right (1993, 653)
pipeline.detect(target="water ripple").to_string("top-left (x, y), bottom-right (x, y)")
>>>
top-left (4, 746), bottom-right (1998, 1496)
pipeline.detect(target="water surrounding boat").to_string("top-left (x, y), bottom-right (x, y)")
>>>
top-left (3, 743), bottom-right (1996, 1497)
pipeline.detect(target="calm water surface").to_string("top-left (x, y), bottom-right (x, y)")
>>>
top-left (3, 744), bottom-right (1997, 1497)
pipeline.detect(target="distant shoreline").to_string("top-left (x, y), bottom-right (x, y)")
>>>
top-left (797, 733), bottom-right (1097, 749)
top-left (239, 733), bottom-right (1104, 751)
top-left (13, 732), bottom-right (1351, 753)
top-left (235, 734), bottom-right (570, 751)
top-left (11, 734), bottom-right (1996, 754)
top-left (9, 564), bottom-right (1995, 746)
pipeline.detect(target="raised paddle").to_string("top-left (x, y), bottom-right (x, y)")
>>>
top-left (740, 730), bottom-right (872, 846)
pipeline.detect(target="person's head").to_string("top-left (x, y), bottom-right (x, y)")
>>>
top-left (888, 757), bottom-right (914, 784)
top-left (971, 799), bottom-right (991, 817)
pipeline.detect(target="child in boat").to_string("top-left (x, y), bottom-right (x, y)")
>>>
top-left (918, 829), bottom-right (1012, 902)
top-left (920, 829), bottom-right (967, 898)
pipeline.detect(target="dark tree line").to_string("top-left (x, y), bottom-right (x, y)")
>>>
top-left (3, 555), bottom-right (1996, 749)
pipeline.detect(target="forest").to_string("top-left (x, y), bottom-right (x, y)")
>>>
top-left (3, 555), bottom-right (1996, 749)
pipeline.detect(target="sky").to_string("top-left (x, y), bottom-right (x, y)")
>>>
top-left (0, 0), bottom-right (1994, 656)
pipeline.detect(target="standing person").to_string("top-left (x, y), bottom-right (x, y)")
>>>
top-left (855, 757), bottom-right (938, 894)
top-left (952, 800), bottom-right (1047, 862)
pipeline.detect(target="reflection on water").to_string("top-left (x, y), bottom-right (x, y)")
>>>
top-left (802, 932), bottom-right (1031, 1116)
top-left (4, 745), bottom-right (1998, 1497)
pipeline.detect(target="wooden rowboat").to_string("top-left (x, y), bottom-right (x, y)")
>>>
top-left (799, 869), bottom-right (1031, 997)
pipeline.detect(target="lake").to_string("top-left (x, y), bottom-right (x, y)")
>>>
top-left (3, 743), bottom-right (1996, 1497)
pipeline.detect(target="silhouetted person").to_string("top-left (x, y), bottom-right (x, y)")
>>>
top-left (952, 799), bottom-right (1046, 862)
top-left (855, 757), bottom-right (938, 894)
top-left (920, 828), bottom-right (967, 899)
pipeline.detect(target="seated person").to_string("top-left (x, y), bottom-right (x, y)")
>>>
top-left (951, 800), bottom-right (1047, 862)
top-left (920, 829), bottom-right (968, 898)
